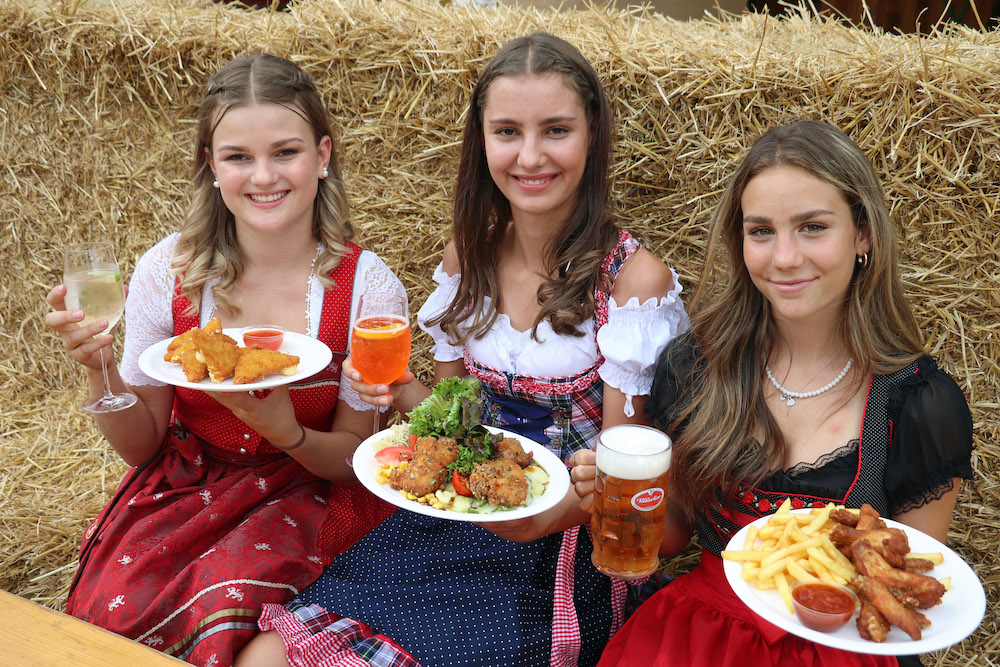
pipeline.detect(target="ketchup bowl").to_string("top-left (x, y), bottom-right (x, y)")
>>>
top-left (790, 580), bottom-right (858, 633)
top-left (241, 325), bottom-right (286, 351)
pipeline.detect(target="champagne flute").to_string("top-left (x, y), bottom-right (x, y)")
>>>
top-left (64, 242), bottom-right (138, 414)
top-left (350, 292), bottom-right (411, 436)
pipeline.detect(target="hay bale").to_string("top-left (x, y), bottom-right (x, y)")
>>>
top-left (1, 0), bottom-right (997, 662)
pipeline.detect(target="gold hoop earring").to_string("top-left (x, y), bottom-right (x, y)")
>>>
top-left (856, 252), bottom-right (870, 268)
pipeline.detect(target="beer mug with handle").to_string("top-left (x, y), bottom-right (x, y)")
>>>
top-left (590, 424), bottom-right (672, 579)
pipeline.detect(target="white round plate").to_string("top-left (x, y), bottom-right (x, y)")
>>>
top-left (353, 426), bottom-right (570, 522)
top-left (138, 328), bottom-right (333, 392)
top-left (723, 509), bottom-right (985, 654)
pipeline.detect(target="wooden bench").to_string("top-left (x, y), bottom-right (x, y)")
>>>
top-left (0, 590), bottom-right (185, 666)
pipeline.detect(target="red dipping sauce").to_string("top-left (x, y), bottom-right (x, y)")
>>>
top-left (790, 581), bottom-right (858, 633)
top-left (241, 326), bottom-right (285, 351)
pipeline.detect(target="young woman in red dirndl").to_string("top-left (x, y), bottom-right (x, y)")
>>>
top-left (44, 54), bottom-right (400, 666)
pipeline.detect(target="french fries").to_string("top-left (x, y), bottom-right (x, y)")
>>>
top-left (723, 499), bottom-right (855, 612)
top-left (723, 500), bottom-right (949, 642)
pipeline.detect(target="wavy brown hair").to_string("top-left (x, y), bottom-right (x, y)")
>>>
top-left (171, 54), bottom-right (352, 315)
top-left (666, 120), bottom-right (924, 520)
top-left (431, 33), bottom-right (619, 343)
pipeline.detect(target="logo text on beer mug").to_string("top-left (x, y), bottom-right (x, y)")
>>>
top-left (631, 487), bottom-right (665, 511)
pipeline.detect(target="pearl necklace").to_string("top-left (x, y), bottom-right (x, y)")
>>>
top-left (765, 358), bottom-right (853, 410)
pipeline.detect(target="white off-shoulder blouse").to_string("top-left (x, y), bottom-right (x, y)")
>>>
top-left (416, 263), bottom-right (689, 417)
top-left (119, 233), bottom-right (406, 413)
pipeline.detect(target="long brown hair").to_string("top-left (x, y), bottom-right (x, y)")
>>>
top-left (432, 33), bottom-right (619, 342)
top-left (171, 54), bottom-right (352, 314)
top-left (665, 120), bottom-right (924, 520)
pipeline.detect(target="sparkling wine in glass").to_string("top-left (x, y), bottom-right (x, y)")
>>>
top-left (64, 242), bottom-right (138, 413)
top-left (350, 292), bottom-right (410, 435)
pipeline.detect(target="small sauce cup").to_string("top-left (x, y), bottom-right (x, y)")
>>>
top-left (790, 580), bottom-right (858, 633)
top-left (241, 325), bottom-right (285, 351)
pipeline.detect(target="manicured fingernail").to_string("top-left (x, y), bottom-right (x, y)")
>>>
top-left (73, 311), bottom-right (84, 319)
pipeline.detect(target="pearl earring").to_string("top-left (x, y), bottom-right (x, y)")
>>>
top-left (322, 167), bottom-right (329, 178)
top-left (212, 179), bottom-right (219, 188)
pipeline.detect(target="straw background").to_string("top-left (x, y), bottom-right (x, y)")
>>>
top-left (1, 0), bottom-right (997, 662)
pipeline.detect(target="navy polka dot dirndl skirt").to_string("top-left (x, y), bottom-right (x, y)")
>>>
top-left (294, 510), bottom-right (613, 666)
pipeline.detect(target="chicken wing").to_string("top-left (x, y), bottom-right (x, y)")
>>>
top-left (856, 599), bottom-right (891, 642)
top-left (832, 524), bottom-right (910, 568)
top-left (855, 575), bottom-right (930, 640)
top-left (852, 540), bottom-right (945, 609)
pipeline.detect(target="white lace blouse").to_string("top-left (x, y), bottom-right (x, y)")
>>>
top-left (120, 233), bottom-right (406, 412)
top-left (416, 263), bottom-right (689, 417)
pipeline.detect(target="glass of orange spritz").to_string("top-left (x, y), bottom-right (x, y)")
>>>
top-left (350, 292), bottom-right (411, 434)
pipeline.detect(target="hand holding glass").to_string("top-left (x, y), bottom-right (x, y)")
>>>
top-left (590, 424), bottom-right (672, 579)
top-left (64, 242), bottom-right (137, 413)
top-left (350, 292), bottom-right (410, 434)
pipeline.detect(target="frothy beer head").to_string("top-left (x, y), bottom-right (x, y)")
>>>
top-left (596, 425), bottom-right (671, 480)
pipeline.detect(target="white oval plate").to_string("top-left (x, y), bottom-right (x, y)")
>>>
top-left (723, 509), bottom-right (985, 654)
top-left (353, 426), bottom-right (570, 522)
top-left (138, 328), bottom-right (333, 393)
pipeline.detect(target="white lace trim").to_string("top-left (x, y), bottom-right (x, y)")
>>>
top-left (120, 234), bottom-right (404, 413)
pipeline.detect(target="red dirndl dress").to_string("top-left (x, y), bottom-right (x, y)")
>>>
top-left (66, 243), bottom-right (395, 667)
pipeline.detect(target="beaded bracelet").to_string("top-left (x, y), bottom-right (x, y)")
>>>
top-left (272, 423), bottom-right (307, 451)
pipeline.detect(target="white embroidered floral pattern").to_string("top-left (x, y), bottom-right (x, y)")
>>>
top-left (283, 515), bottom-right (297, 527)
top-left (144, 636), bottom-right (164, 647)
top-left (108, 594), bottom-right (125, 611)
top-left (254, 543), bottom-right (272, 551)
top-left (225, 587), bottom-right (245, 602)
top-left (199, 490), bottom-right (212, 505)
top-left (118, 555), bottom-right (133, 565)
top-left (256, 478), bottom-right (267, 493)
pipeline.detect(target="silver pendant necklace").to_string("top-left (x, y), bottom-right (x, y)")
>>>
top-left (765, 351), bottom-right (852, 415)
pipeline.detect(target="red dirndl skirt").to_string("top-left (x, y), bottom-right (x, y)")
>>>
top-left (598, 551), bottom-right (897, 667)
top-left (66, 427), bottom-right (332, 666)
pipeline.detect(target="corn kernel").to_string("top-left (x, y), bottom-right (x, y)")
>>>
top-left (432, 502), bottom-right (445, 510)
top-left (405, 492), bottom-right (417, 500)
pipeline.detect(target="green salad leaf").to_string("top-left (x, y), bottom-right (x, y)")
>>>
top-left (407, 377), bottom-right (498, 476)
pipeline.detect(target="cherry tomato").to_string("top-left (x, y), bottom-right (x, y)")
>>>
top-left (452, 470), bottom-right (473, 497)
top-left (409, 433), bottom-right (418, 447)
top-left (374, 446), bottom-right (413, 466)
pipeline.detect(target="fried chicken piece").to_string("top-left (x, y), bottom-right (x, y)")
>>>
top-left (178, 347), bottom-right (208, 382)
top-left (852, 540), bottom-right (946, 609)
top-left (391, 458), bottom-right (448, 497)
top-left (832, 524), bottom-right (910, 568)
top-left (413, 436), bottom-right (460, 467)
top-left (496, 437), bottom-right (533, 468)
top-left (855, 575), bottom-right (931, 640)
top-left (856, 599), bottom-right (891, 642)
top-left (856, 503), bottom-right (886, 530)
top-left (202, 317), bottom-right (223, 336)
top-left (233, 347), bottom-right (300, 384)
top-left (902, 557), bottom-right (937, 573)
top-left (191, 329), bottom-right (245, 383)
top-left (830, 508), bottom-right (859, 527)
top-left (165, 326), bottom-right (200, 359)
top-left (390, 437), bottom-right (459, 497)
top-left (469, 458), bottom-right (528, 507)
